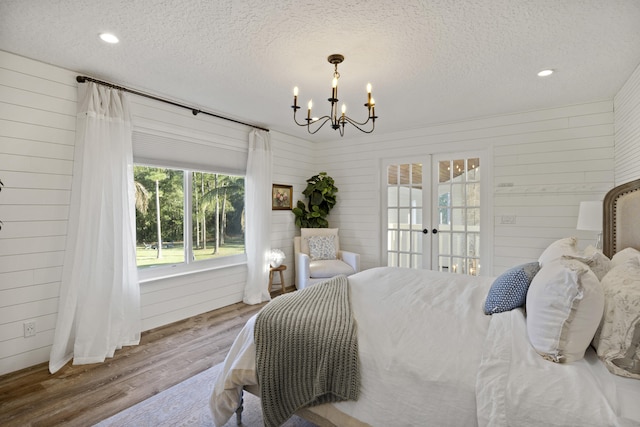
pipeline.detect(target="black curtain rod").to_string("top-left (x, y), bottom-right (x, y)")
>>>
top-left (75, 75), bottom-right (269, 132)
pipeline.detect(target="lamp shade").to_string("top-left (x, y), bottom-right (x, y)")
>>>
top-left (576, 201), bottom-right (602, 231)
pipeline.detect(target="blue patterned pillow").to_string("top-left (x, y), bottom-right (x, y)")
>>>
top-left (484, 262), bottom-right (541, 315)
top-left (307, 235), bottom-right (337, 261)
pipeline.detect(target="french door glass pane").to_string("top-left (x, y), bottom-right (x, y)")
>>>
top-left (388, 252), bottom-right (398, 266)
top-left (411, 208), bottom-right (423, 230)
top-left (467, 158), bottom-right (480, 181)
top-left (412, 254), bottom-right (423, 269)
top-left (411, 232), bottom-right (423, 252)
top-left (451, 208), bottom-right (464, 228)
top-left (451, 184), bottom-right (464, 205)
top-left (388, 187), bottom-right (399, 207)
top-left (399, 253), bottom-right (411, 268)
top-left (388, 230), bottom-right (398, 251)
top-left (468, 233), bottom-right (480, 257)
top-left (399, 208), bottom-right (411, 227)
top-left (452, 233), bottom-right (465, 256)
top-left (399, 230), bottom-right (412, 252)
top-left (467, 208), bottom-right (480, 227)
top-left (388, 209), bottom-right (399, 229)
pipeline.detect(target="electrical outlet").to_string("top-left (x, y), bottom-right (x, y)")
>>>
top-left (23, 320), bottom-right (36, 338)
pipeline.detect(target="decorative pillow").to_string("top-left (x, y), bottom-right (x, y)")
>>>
top-left (592, 257), bottom-right (640, 379)
top-left (611, 247), bottom-right (640, 267)
top-left (538, 237), bottom-right (579, 267)
top-left (484, 262), bottom-right (540, 314)
top-left (300, 228), bottom-right (340, 254)
top-left (307, 235), bottom-right (337, 261)
top-left (526, 257), bottom-right (604, 363)
top-left (563, 247), bottom-right (612, 281)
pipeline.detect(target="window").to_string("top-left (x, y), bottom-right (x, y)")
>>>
top-left (134, 165), bottom-right (245, 279)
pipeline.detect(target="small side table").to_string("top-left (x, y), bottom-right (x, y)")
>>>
top-left (269, 265), bottom-right (287, 294)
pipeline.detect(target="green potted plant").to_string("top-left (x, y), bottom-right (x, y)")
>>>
top-left (292, 172), bottom-right (338, 228)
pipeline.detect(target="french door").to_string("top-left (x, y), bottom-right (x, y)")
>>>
top-left (384, 152), bottom-right (484, 275)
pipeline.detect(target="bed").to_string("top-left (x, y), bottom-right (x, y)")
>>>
top-left (210, 178), bottom-right (640, 427)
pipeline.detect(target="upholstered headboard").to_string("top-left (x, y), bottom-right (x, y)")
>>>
top-left (603, 178), bottom-right (640, 259)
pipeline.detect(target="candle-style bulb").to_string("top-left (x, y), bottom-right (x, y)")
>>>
top-left (341, 104), bottom-right (346, 114)
top-left (293, 86), bottom-right (299, 96)
top-left (367, 83), bottom-right (372, 94)
top-left (308, 100), bottom-right (313, 110)
top-left (332, 78), bottom-right (338, 88)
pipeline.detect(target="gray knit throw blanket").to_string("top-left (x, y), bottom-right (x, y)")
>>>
top-left (254, 275), bottom-right (360, 427)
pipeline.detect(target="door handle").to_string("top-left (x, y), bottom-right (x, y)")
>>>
top-left (422, 228), bottom-right (429, 234)
top-left (432, 228), bottom-right (438, 234)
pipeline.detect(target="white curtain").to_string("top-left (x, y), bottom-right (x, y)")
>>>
top-left (49, 82), bottom-right (141, 373)
top-left (243, 129), bottom-right (272, 304)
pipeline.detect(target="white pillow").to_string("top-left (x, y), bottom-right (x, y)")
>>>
top-left (592, 257), bottom-right (640, 379)
top-left (526, 257), bottom-right (604, 363)
top-left (611, 247), bottom-right (640, 267)
top-left (538, 237), bottom-right (579, 267)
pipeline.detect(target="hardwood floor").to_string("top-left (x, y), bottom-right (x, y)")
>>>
top-left (0, 300), bottom-right (269, 427)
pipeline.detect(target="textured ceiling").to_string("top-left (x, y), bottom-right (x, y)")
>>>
top-left (1, 0), bottom-right (640, 142)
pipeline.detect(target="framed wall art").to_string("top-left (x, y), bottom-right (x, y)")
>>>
top-left (272, 184), bottom-right (293, 210)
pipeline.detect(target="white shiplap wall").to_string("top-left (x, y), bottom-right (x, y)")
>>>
top-left (614, 61), bottom-right (640, 185)
top-left (0, 51), bottom-right (76, 374)
top-left (0, 50), bottom-right (314, 375)
top-left (314, 102), bottom-right (615, 275)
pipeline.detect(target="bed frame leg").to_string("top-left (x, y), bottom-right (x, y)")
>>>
top-left (235, 391), bottom-right (244, 425)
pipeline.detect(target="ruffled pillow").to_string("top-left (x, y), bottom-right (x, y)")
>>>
top-left (526, 257), bottom-right (604, 363)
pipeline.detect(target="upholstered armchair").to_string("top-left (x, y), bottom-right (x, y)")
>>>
top-left (294, 228), bottom-right (360, 290)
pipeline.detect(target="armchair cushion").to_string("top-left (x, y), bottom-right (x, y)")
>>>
top-left (308, 235), bottom-right (337, 260)
top-left (310, 259), bottom-right (356, 278)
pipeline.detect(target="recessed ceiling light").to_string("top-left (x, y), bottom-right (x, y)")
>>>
top-left (537, 69), bottom-right (554, 77)
top-left (99, 33), bottom-right (119, 44)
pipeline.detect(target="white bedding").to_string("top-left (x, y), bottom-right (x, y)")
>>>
top-left (477, 307), bottom-right (640, 426)
top-left (210, 267), bottom-right (640, 426)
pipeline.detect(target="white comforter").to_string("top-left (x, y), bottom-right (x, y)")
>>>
top-left (210, 267), bottom-right (640, 426)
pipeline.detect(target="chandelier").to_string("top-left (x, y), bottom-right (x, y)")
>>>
top-left (291, 54), bottom-right (377, 137)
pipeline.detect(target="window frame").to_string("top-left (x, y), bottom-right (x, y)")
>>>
top-left (135, 163), bottom-right (247, 284)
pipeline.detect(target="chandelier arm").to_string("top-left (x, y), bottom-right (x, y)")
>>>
top-left (343, 114), bottom-right (372, 127)
top-left (306, 116), bottom-right (333, 134)
top-left (343, 116), bottom-right (376, 134)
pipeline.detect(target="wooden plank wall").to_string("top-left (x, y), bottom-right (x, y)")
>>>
top-left (614, 61), bottom-right (640, 185)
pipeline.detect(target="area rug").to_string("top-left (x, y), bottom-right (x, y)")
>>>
top-left (94, 363), bottom-right (317, 427)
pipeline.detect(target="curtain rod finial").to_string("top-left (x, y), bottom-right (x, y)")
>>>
top-left (192, 109), bottom-right (200, 116)
top-left (76, 76), bottom-right (87, 83)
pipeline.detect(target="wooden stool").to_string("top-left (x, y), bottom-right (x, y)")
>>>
top-left (269, 265), bottom-right (287, 294)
